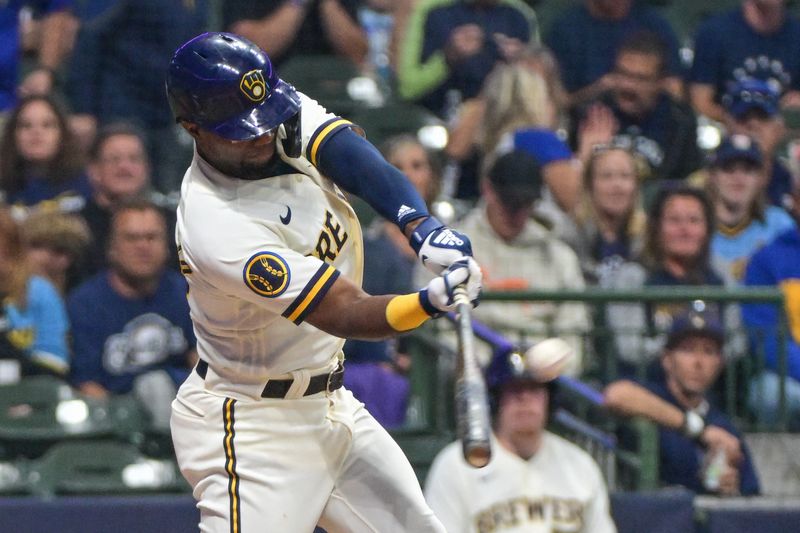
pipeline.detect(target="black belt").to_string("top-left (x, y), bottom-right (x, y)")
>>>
top-left (195, 360), bottom-right (344, 398)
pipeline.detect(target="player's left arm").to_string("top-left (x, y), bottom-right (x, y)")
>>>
top-left (314, 126), bottom-right (474, 274)
top-left (305, 257), bottom-right (481, 339)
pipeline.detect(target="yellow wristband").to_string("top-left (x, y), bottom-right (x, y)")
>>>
top-left (386, 293), bottom-right (431, 332)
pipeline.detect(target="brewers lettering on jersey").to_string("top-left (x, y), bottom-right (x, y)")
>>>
top-left (165, 32), bottom-right (481, 532)
top-left (425, 351), bottom-right (616, 533)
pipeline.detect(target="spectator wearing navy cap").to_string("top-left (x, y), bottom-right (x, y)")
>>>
top-left (723, 78), bottom-right (792, 206)
top-left (689, 0), bottom-right (800, 122)
top-left (604, 307), bottom-right (761, 496)
top-left (707, 134), bottom-right (795, 283)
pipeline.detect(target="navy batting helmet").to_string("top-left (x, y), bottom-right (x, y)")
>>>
top-left (485, 346), bottom-right (558, 418)
top-left (166, 32), bottom-right (301, 142)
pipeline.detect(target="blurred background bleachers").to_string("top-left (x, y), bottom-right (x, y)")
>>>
top-left (3, 0), bottom-right (800, 531)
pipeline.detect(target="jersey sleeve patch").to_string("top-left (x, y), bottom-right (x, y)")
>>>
top-left (281, 263), bottom-right (340, 325)
top-left (242, 251), bottom-right (291, 298)
top-left (306, 117), bottom-right (355, 167)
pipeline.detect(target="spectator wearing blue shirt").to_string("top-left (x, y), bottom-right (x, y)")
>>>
top-left (0, 94), bottom-right (90, 209)
top-left (722, 78), bottom-right (793, 207)
top-left (224, 0), bottom-right (367, 67)
top-left (0, 0), bottom-right (75, 118)
top-left (574, 30), bottom-right (701, 184)
top-left (689, 0), bottom-right (800, 122)
top-left (397, 0), bottom-right (536, 118)
top-left (707, 134), bottom-right (795, 283)
top-left (546, 0), bottom-right (683, 110)
top-left (68, 199), bottom-right (196, 430)
top-left (0, 208), bottom-right (69, 380)
top-left (742, 173), bottom-right (800, 428)
top-left (65, 0), bottom-right (208, 193)
top-left (604, 309), bottom-right (760, 496)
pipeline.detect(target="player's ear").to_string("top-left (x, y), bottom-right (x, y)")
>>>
top-left (179, 120), bottom-right (201, 139)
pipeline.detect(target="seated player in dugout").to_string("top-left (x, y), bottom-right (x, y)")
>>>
top-left (166, 33), bottom-right (481, 532)
top-left (425, 346), bottom-right (617, 533)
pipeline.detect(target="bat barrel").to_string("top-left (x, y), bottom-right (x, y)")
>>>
top-left (453, 285), bottom-right (492, 468)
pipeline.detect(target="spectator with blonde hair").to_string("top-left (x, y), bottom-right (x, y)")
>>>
top-left (555, 142), bottom-right (647, 284)
top-left (0, 208), bottom-right (69, 380)
top-left (447, 60), bottom-right (580, 211)
top-left (22, 210), bottom-right (91, 294)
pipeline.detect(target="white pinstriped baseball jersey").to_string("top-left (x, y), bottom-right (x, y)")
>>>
top-left (175, 92), bottom-right (363, 397)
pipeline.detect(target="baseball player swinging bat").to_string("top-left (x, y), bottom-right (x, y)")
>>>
top-left (453, 286), bottom-right (492, 468)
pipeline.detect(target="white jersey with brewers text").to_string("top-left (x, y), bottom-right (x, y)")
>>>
top-left (425, 433), bottom-right (617, 533)
top-left (175, 92), bottom-right (362, 399)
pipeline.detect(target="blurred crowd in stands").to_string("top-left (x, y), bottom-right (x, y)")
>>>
top-left (4, 0), bottom-right (800, 500)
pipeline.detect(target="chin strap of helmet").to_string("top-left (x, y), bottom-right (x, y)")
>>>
top-left (281, 110), bottom-right (302, 158)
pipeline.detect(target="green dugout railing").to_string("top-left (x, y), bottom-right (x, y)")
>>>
top-left (393, 286), bottom-right (789, 490)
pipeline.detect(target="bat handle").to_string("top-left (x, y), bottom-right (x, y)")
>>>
top-left (453, 284), bottom-right (470, 307)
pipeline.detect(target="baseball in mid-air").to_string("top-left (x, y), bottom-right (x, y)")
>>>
top-left (524, 338), bottom-right (574, 382)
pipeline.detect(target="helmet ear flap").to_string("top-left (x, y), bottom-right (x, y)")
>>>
top-left (281, 109), bottom-right (302, 158)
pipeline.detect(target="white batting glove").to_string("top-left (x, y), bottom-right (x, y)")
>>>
top-left (409, 216), bottom-right (474, 275)
top-left (420, 257), bottom-right (482, 315)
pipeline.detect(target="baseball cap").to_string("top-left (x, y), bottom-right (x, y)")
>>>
top-left (710, 134), bottom-right (763, 168)
top-left (486, 150), bottom-right (543, 211)
top-left (664, 305), bottom-right (724, 351)
top-left (723, 78), bottom-right (780, 119)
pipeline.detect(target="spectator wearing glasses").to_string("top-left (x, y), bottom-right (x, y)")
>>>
top-left (79, 122), bottom-right (178, 277)
top-left (574, 30), bottom-right (701, 188)
top-left (546, 0), bottom-right (683, 111)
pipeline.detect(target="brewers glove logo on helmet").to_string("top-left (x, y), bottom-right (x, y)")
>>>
top-left (243, 252), bottom-right (290, 297)
top-left (240, 69), bottom-right (268, 102)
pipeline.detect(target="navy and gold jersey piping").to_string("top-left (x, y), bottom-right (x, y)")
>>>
top-left (223, 398), bottom-right (241, 533)
top-left (306, 117), bottom-right (355, 167)
top-left (281, 263), bottom-right (340, 324)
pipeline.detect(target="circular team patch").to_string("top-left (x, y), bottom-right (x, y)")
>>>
top-left (243, 252), bottom-right (290, 298)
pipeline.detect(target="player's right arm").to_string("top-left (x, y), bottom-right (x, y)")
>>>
top-left (306, 257), bottom-right (481, 340)
top-left (603, 380), bottom-right (743, 463)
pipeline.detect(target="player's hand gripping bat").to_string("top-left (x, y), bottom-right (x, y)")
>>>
top-left (453, 286), bottom-right (492, 468)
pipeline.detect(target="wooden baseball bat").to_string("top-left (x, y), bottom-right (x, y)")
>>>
top-left (453, 286), bottom-right (492, 468)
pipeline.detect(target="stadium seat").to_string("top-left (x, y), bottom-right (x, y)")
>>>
top-left (658, 0), bottom-right (740, 45)
top-left (29, 440), bottom-right (186, 497)
top-left (0, 458), bottom-right (32, 495)
top-left (349, 102), bottom-right (445, 152)
top-left (279, 55), bottom-right (367, 117)
top-left (0, 376), bottom-right (149, 459)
